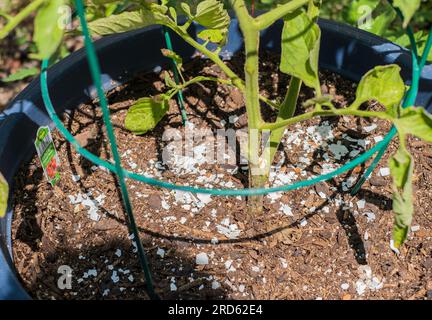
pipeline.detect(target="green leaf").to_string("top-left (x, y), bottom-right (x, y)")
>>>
top-left (344, 1), bottom-right (397, 37)
top-left (365, 2), bottom-right (396, 36)
top-left (1, 67), bottom-right (39, 82)
top-left (162, 71), bottom-right (177, 88)
top-left (389, 144), bottom-right (414, 249)
top-left (343, 0), bottom-right (380, 24)
top-left (88, 3), bottom-right (174, 36)
top-left (161, 48), bottom-right (183, 70)
top-left (389, 30), bottom-right (432, 62)
top-left (125, 96), bottom-right (169, 135)
top-left (0, 172), bottom-right (8, 218)
top-left (350, 65), bottom-right (405, 110)
top-left (394, 107), bottom-right (432, 143)
top-left (393, 0), bottom-right (421, 28)
top-left (307, 0), bottom-right (322, 21)
top-left (390, 144), bottom-right (412, 189)
top-left (280, 9), bottom-right (321, 92)
top-left (195, 0), bottom-right (229, 30)
top-left (197, 28), bottom-right (225, 44)
top-left (33, 0), bottom-right (65, 60)
top-left (169, 7), bottom-right (177, 24)
top-left (89, 10), bottom-right (157, 35)
top-left (86, 0), bottom-right (123, 5)
top-left (180, 2), bottom-right (193, 18)
top-left (194, 0), bottom-right (230, 45)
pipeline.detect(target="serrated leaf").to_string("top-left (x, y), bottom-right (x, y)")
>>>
top-left (33, 0), bottom-right (65, 59)
top-left (1, 67), bottom-right (39, 82)
top-left (390, 145), bottom-right (414, 249)
top-left (0, 172), bottom-right (8, 218)
top-left (280, 9), bottom-right (321, 92)
top-left (125, 96), bottom-right (169, 135)
top-left (194, 0), bottom-right (230, 45)
top-left (161, 48), bottom-right (183, 70)
top-left (394, 107), bottom-right (432, 143)
top-left (350, 65), bottom-right (405, 110)
top-left (197, 28), bottom-right (225, 44)
top-left (393, 0), bottom-right (421, 28)
top-left (195, 0), bottom-right (229, 30)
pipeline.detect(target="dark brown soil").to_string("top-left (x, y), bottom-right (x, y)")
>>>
top-left (11, 51), bottom-right (432, 300)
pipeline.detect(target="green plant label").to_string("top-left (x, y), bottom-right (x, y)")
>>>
top-left (34, 126), bottom-right (61, 186)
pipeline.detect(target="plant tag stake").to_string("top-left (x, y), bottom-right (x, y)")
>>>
top-left (35, 126), bottom-right (61, 186)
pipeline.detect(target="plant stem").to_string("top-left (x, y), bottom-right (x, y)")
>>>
top-left (231, 0), bottom-right (266, 214)
top-left (260, 109), bottom-right (392, 131)
top-left (269, 76), bottom-right (302, 162)
top-left (265, 0), bottom-right (321, 173)
top-left (169, 23), bottom-right (277, 110)
top-left (254, 0), bottom-right (309, 30)
top-left (0, 0), bottom-right (46, 39)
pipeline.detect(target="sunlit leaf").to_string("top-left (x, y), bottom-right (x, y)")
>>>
top-left (280, 9), bottom-right (321, 92)
top-left (389, 30), bottom-right (432, 62)
top-left (33, 0), bottom-right (65, 59)
top-left (394, 107), bottom-right (432, 143)
top-left (89, 10), bottom-right (157, 35)
top-left (343, 0), bottom-right (380, 24)
top-left (195, 0), bottom-right (229, 30)
top-left (350, 65), bottom-right (405, 110)
top-left (389, 144), bottom-right (414, 249)
top-left (125, 96), bottom-right (170, 135)
top-left (197, 28), bottom-right (225, 44)
top-left (365, 2), bottom-right (396, 36)
top-left (88, 3), bottom-right (173, 36)
top-left (180, 2), bottom-right (192, 18)
top-left (194, 0), bottom-right (230, 45)
top-left (307, 0), bottom-right (322, 21)
top-left (169, 7), bottom-right (177, 24)
top-left (393, 0), bottom-right (421, 28)
top-left (1, 67), bottom-right (39, 82)
top-left (162, 71), bottom-right (177, 88)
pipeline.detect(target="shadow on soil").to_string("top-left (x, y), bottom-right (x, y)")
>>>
top-left (24, 238), bottom-right (227, 300)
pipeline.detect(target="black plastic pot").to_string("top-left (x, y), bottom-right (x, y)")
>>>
top-left (1, 18), bottom-right (431, 299)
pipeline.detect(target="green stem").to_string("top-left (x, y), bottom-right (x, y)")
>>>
top-left (231, 0), bottom-right (266, 214)
top-left (261, 109), bottom-right (392, 131)
top-left (266, 0), bottom-right (320, 166)
top-left (171, 24), bottom-right (243, 87)
top-left (232, 1), bottom-right (262, 127)
top-left (254, 0), bottom-right (309, 30)
top-left (269, 77), bottom-right (302, 161)
top-left (168, 22), bottom-right (276, 110)
top-left (0, 0), bottom-right (46, 39)
top-left (166, 76), bottom-right (232, 99)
